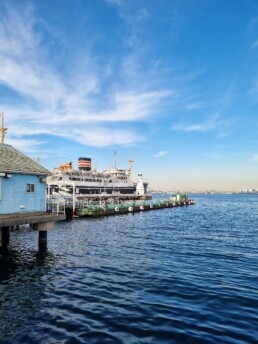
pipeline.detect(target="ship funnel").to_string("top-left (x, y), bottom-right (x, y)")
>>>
top-left (78, 157), bottom-right (91, 171)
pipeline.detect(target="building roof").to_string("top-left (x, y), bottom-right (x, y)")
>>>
top-left (0, 144), bottom-right (51, 175)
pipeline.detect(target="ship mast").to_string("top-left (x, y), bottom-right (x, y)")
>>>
top-left (0, 112), bottom-right (8, 144)
top-left (114, 148), bottom-right (117, 170)
top-left (129, 156), bottom-right (134, 180)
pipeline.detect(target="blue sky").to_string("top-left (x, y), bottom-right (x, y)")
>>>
top-left (0, 0), bottom-right (258, 191)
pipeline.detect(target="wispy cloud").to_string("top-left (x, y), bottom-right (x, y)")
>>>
top-left (172, 120), bottom-right (214, 132)
top-left (153, 151), bottom-right (168, 158)
top-left (251, 40), bottom-right (258, 49)
top-left (106, 0), bottom-right (150, 23)
top-left (6, 137), bottom-right (47, 154)
top-left (136, 8), bottom-right (150, 22)
top-left (0, 2), bottom-right (173, 151)
top-left (171, 114), bottom-right (232, 135)
top-left (0, 4), bottom-right (65, 105)
top-left (183, 103), bottom-right (203, 110)
top-left (174, 123), bottom-right (208, 132)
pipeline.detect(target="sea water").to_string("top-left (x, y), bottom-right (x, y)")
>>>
top-left (0, 194), bottom-right (258, 343)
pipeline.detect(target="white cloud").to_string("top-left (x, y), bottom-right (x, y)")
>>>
top-left (0, 4), bottom-right (65, 105)
top-left (171, 114), bottom-right (230, 133)
top-left (70, 127), bottom-right (141, 147)
top-left (184, 103), bottom-right (202, 110)
top-left (153, 151), bottom-right (168, 158)
top-left (0, 2), bottom-right (173, 150)
top-left (172, 122), bottom-right (212, 132)
top-left (6, 137), bottom-right (46, 154)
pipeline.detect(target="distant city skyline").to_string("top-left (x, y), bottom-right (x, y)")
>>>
top-left (0, 0), bottom-right (258, 191)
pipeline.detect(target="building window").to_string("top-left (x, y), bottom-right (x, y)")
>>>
top-left (26, 184), bottom-right (35, 193)
top-left (0, 178), bottom-right (2, 200)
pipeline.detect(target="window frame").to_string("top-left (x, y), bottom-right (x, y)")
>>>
top-left (26, 183), bottom-right (35, 193)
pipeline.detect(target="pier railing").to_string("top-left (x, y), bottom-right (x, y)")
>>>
top-left (46, 198), bottom-right (66, 215)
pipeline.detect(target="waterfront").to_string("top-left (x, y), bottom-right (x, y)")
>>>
top-left (0, 194), bottom-right (258, 343)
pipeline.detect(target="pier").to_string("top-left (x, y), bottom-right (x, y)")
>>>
top-left (0, 212), bottom-right (66, 246)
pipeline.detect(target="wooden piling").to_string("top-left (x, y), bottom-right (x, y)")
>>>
top-left (38, 230), bottom-right (47, 243)
top-left (1, 226), bottom-right (10, 244)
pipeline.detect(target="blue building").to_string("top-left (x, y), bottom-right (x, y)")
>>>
top-left (0, 143), bottom-right (50, 214)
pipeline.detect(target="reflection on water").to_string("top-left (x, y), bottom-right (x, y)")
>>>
top-left (1, 195), bottom-right (258, 343)
top-left (1, 242), bottom-right (47, 279)
top-left (0, 229), bottom-right (62, 343)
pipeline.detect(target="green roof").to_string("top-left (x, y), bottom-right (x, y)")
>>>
top-left (0, 143), bottom-right (51, 175)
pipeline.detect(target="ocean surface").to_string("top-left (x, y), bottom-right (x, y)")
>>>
top-left (0, 194), bottom-right (258, 344)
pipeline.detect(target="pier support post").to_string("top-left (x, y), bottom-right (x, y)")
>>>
top-left (32, 221), bottom-right (54, 246)
top-left (1, 226), bottom-right (10, 245)
top-left (38, 230), bottom-right (47, 243)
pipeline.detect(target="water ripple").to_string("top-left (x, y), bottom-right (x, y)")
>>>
top-left (1, 194), bottom-right (258, 343)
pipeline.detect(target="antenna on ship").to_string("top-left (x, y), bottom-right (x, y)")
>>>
top-left (0, 112), bottom-right (8, 144)
top-left (128, 155), bottom-right (134, 180)
top-left (114, 148), bottom-right (117, 170)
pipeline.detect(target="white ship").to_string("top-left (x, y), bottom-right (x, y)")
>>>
top-left (46, 155), bottom-right (149, 201)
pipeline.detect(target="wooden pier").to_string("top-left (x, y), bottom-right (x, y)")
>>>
top-left (0, 212), bottom-right (66, 246)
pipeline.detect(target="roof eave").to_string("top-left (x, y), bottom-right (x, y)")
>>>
top-left (0, 170), bottom-right (52, 176)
